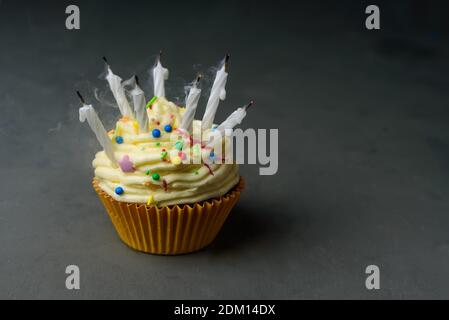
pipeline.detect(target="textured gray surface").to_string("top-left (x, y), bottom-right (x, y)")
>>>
top-left (1, 0), bottom-right (449, 299)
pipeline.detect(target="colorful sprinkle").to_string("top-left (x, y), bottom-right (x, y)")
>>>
top-left (145, 170), bottom-right (151, 175)
top-left (175, 140), bottom-right (183, 151)
top-left (146, 96), bottom-right (158, 109)
top-left (164, 124), bottom-right (172, 133)
top-left (133, 120), bottom-right (139, 131)
top-left (194, 171), bottom-right (199, 175)
top-left (171, 156), bottom-right (182, 165)
top-left (161, 151), bottom-right (168, 159)
top-left (204, 163), bottom-right (214, 176)
top-left (115, 136), bottom-right (124, 144)
top-left (152, 128), bottom-right (161, 138)
top-left (146, 195), bottom-right (154, 205)
top-left (193, 144), bottom-right (201, 157)
top-left (115, 187), bottom-right (124, 195)
top-left (209, 151), bottom-right (215, 159)
top-left (156, 142), bottom-right (161, 147)
top-left (152, 173), bottom-right (160, 181)
top-left (178, 151), bottom-right (186, 160)
top-left (118, 155), bottom-right (135, 173)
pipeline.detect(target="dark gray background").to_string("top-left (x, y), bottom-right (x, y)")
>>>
top-left (1, 0), bottom-right (449, 299)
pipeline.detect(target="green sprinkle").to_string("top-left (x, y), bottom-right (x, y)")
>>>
top-left (194, 171), bottom-right (199, 175)
top-left (161, 151), bottom-right (168, 159)
top-left (175, 140), bottom-right (183, 151)
top-left (152, 173), bottom-right (160, 181)
top-left (145, 170), bottom-right (151, 175)
top-left (146, 96), bottom-right (158, 109)
top-left (156, 142), bottom-right (161, 147)
top-left (193, 144), bottom-right (200, 156)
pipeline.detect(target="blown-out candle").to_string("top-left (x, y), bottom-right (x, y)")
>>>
top-left (180, 75), bottom-right (202, 132)
top-left (206, 101), bottom-right (253, 152)
top-left (153, 57), bottom-right (169, 97)
top-left (202, 56), bottom-right (229, 130)
top-left (104, 61), bottom-right (134, 118)
top-left (215, 101), bottom-right (253, 134)
top-left (79, 101), bottom-right (117, 165)
top-left (130, 76), bottom-right (147, 132)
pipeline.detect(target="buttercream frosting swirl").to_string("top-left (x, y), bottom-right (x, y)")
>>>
top-left (92, 97), bottom-right (239, 207)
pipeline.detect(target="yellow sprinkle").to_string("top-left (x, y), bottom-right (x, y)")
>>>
top-left (146, 195), bottom-right (154, 205)
top-left (171, 156), bottom-right (182, 165)
top-left (133, 120), bottom-right (139, 131)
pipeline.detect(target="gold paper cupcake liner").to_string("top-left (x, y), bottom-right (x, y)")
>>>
top-left (93, 178), bottom-right (244, 255)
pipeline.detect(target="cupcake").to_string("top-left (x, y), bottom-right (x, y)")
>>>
top-left (79, 55), bottom-right (251, 255)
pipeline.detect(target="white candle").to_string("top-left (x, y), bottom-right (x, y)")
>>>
top-left (153, 59), bottom-right (169, 97)
top-left (79, 102), bottom-right (117, 165)
top-left (130, 77), bottom-right (147, 132)
top-left (105, 65), bottom-right (134, 117)
top-left (202, 57), bottom-right (229, 130)
top-left (207, 101), bottom-right (253, 149)
top-left (217, 101), bottom-right (253, 133)
top-left (180, 76), bottom-right (202, 132)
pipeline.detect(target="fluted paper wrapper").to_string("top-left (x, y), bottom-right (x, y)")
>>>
top-left (93, 178), bottom-right (244, 255)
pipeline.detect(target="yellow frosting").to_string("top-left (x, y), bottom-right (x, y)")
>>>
top-left (92, 97), bottom-right (239, 207)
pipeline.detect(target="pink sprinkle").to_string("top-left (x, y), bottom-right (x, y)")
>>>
top-left (118, 155), bottom-right (135, 173)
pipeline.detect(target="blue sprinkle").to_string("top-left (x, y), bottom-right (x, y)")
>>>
top-left (164, 124), bottom-right (172, 133)
top-left (210, 151), bottom-right (215, 159)
top-left (152, 128), bottom-right (161, 138)
top-left (115, 136), bottom-right (124, 144)
top-left (115, 187), bottom-right (124, 195)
